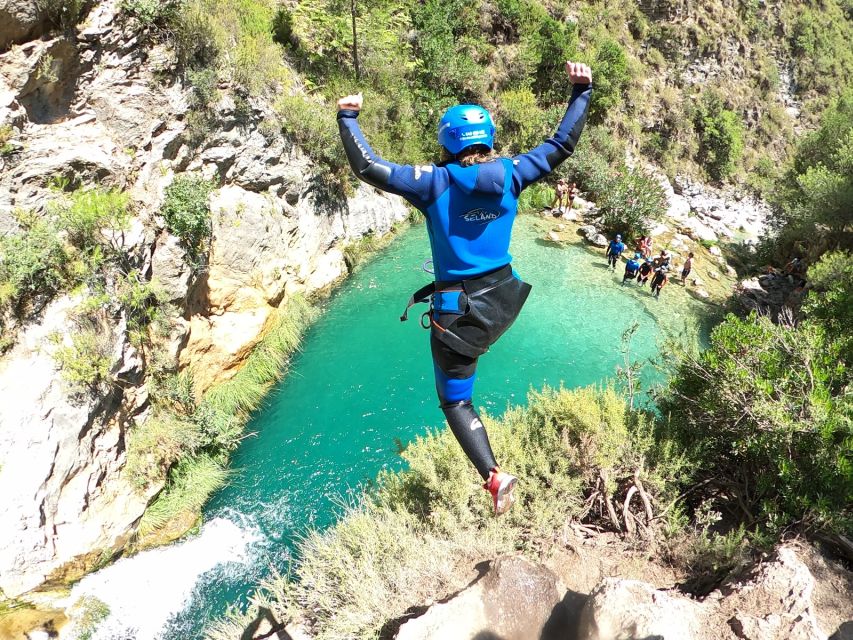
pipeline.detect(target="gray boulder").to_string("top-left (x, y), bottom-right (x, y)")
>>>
top-left (395, 555), bottom-right (568, 640)
top-left (0, 1), bottom-right (48, 51)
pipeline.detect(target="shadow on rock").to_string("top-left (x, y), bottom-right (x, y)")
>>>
top-left (831, 620), bottom-right (853, 640)
top-left (240, 607), bottom-right (289, 640)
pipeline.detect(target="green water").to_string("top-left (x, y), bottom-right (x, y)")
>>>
top-left (164, 216), bottom-right (713, 637)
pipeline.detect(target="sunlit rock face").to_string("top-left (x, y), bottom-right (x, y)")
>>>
top-left (0, 0), bottom-right (407, 597)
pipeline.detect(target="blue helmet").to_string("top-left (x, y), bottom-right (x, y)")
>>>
top-left (438, 105), bottom-right (495, 155)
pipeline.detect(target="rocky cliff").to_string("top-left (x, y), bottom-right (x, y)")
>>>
top-left (0, 0), bottom-right (408, 598)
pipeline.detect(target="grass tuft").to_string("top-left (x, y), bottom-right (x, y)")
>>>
top-left (139, 455), bottom-right (231, 537)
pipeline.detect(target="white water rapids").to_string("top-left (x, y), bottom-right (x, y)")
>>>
top-left (61, 517), bottom-right (262, 639)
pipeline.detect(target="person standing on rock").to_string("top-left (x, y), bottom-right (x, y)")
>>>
top-left (567, 182), bottom-right (578, 210)
top-left (638, 258), bottom-right (653, 287)
top-left (680, 252), bottom-right (694, 285)
top-left (651, 265), bottom-right (669, 298)
top-left (550, 178), bottom-right (568, 214)
top-left (337, 62), bottom-right (593, 515)
top-left (606, 234), bottom-right (626, 270)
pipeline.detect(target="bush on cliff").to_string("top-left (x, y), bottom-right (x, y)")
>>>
top-left (0, 212), bottom-right (69, 311)
top-left (660, 312), bottom-right (853, 538)
top-left (766, 88), bottom-right (853, 260)
top-left (693, 90), bottom-right (745, 181)
top-left (161, 173), bottom-right (214, 262)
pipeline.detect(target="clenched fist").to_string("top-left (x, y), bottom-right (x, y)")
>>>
top-left (337, 92), bottom-right (363, 112)
top-left (565, 61), bottom-right (592, 85)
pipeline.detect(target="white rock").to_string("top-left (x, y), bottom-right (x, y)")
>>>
top-left (397, 556), bottom-right (567, 640)
top-left (649, 222), bottom-right (670, 237)
top-left (0, 296), bottom-right (150, 597)
top-left (708, 270), bottom-right (720, 280)
top-left (680, 217), bottom-right (718, 242)
top-left (709, 245), bottom-right (722, 256)
top-left (578, 578), bottom-right (705, 640)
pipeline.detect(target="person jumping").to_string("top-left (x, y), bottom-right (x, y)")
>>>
top-left (337, 62), bottom-right (593, 515)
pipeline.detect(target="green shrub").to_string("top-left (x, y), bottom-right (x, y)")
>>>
top-left (183, 67), bottom-right (219, 146)
top-left (38, 0), bottom-right (86, 29)
top-left (0, 125), bottom-right (15, 156)
top-left (767, 88), bottom-right (853, 258)
top-left (0, 214), bottom-right (68, 308)
top-left (125, 411), bottom-right (202, 489)
top-left (120, 0), bottom-right (177, 26)
top-left (660, 313), bottom-right (853, 537)
top-left (71, 596), bottom-right (110, 640)
top-left (517, 182), bottom-right (553, 213)
top-left (803, 251), bottom-right (853, 361)
top-left (115, 269), bottom-right (167, 346)
top-left (51, 320), bottom-right (114, 393)
top-left (595, 166), bottom-right (667, 239)
top-left (786, 3), bottom-right (853, 98)
top-left (693, 91), bottom-right (745, 181)
top-left (138, 455), bottom-right (231, 535)
top-left (161, 174), bottom-right (214, 259)
top-left (54, 187), bottom-right (131, 256)
top-left (587, 38), bottom-right (631, 120)
top-left (274, 94), bottom-right (347, 174)
top-left (169, 0), bottom-right (220, 69)
top-left (272, 6), bottom-right (294, 46)
top-left (495, 87), bottom-right (548, 153)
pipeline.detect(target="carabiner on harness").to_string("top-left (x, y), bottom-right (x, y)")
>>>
top-left (420, 311), bottom-right (431, 329)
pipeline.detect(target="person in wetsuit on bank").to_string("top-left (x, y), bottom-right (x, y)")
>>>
top-left (337, 62), bottom-right (593, 515)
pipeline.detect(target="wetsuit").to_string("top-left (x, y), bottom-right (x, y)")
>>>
top-left (606, 239), bottom-right (626, 269)
top-left (623, 257), bottom-right (641, 284)
top-left (338, 83), bottom-right (592, 479)
top-left (638, 261), bottom-right (652, 286)
top-left (651, 269), bottom-right (668, 297)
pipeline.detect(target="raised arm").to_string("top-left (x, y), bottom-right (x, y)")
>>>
top-left (511, 62), bottom-right (593, 194)
top-left (337, 93), bottom-right (438, 209)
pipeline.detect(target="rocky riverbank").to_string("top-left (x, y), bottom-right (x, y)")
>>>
top-left (390, 542), bottom-right (853, 640)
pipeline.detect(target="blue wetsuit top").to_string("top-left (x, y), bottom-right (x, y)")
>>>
top-left (625, 258), bottom-right (641, 274)
top-left (607, 241), bottom-right (626, 257)
top-left (337, 84), bottom-right (592, 281)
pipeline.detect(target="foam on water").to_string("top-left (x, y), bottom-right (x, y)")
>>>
top-left (65, 517), bottom-right (263, 640)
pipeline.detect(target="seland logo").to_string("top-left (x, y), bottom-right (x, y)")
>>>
top-left (459, 129), bottom-right (487, 140)
top-left (462, 208), bottom-right (499, 224)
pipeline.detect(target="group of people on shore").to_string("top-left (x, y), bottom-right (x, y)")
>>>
top-left (605, 233), bottom-right (694, 299)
